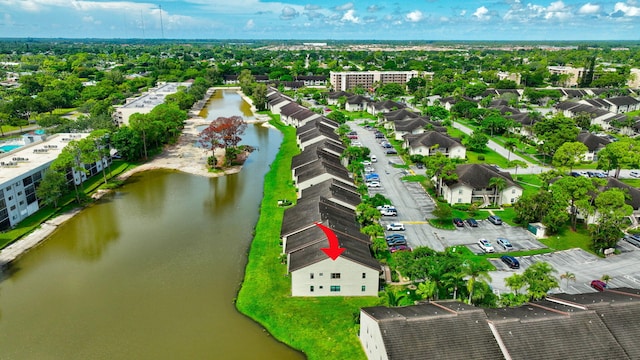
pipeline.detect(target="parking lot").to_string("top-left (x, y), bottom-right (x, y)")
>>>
top-left (353, 122), bottom-right (640, 294)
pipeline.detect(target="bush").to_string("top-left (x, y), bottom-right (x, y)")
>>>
top-left (452, 204), bottom-right (470, 211)
top-left (477, 154), bottom-right (485, 161)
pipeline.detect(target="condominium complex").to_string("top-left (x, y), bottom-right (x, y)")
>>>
top-left (112, 81), bottom-right (192, 126)
top-left (329, 70), bottom-right (427, 91)
top-left (0, 133), bottom-right (108, 231)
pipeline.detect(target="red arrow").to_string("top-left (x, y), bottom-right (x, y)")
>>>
top-left (315, 222), bottom-right (345, 260)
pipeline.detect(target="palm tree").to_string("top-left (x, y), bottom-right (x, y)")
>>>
top-left (465, 262), bottom-right (492, 305)
top-left (504, 139), bottom-right (517, 161)
top-left (560, 271), bottom-right (576, 290)
top-left (488, 176), bottom-right (507, 206)
top-left (507, 160), bottom-right (528, 181)
top-left (601, 274), bottom-right (611, 285)
top-left (416, 281), bottom-right (437, 301)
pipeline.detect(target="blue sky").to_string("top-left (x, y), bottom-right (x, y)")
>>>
top-left (1, 0), bottom-right (639, 40)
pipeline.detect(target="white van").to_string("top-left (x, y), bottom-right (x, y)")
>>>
top-left (370, 155), bottom-right (377, 163)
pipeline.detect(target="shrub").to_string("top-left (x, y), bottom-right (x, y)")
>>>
top-left (477, 154), bottom-right (485, 161)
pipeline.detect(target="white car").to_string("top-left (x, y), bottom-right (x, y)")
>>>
top-left (364, 166), bottom-right (375, 173)
top-left (477, 239), bottom-right (495, 253)
top-left (361, 160), bottom-right (372, 166)
top-left (631, 171), bottom-right (640, 178)
top-left (351, 141), bottom-right (363, 147)
top-left (386, 223), bottom-right (405, 231)
top-left (366, 181), bottom-right (381, 188)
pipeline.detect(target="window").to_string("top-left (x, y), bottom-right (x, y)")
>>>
top-left (319, 273), bottom-right (323, 277)
top-left (512, 189), bottom-right (516, 194)
top-left (458, 189), bottom-right (463, 194)
top-left (362, 273), bottom-right (366, 279)
top-left (331, 273), bottom-right (341, 279)
top-left (330, 286), bottom-right (341, 292)
top-left (310, 286), bottom-right (314, 292)
top-left (457, 198), bottom-right (462, 203)
top-left (511, 198), bottom-right (515, 204)
top-left (10, 205), bottom-right (16, 211)
top-left (361, 286), bottom-right (366, 292)
top-left (310, 273), bottom-right (314, 279)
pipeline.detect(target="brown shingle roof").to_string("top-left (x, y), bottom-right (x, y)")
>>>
top-left (449, 164), bottom-right (520, 189)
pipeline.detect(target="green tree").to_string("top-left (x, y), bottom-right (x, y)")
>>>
top-left (481, 113), bottom-right (512, 137)
top-left (377, 83), bottom-right (406, 98)
top-left (505, 273), bottom-right (526, 296)
top-left (552, 141), bottom-right (588, 172)
top-left (464, 131), bottom-right (488, 152)
top-left (597, 139), bottom-right (640, 178)
top-left (522, 262), bottom-right (558, 300)
top-left (252, 83), bottom-right (268, 111)
top-left (464, 262), bottom-right (492, 305)
top-left (551, 175), bottom-right (599, 231)
top-left (432, 202), bottom-right (452, 221)
top-left (507, 160), bottom-right (528, 180)
top-left (589, 188), bottom-right (633, 252)
top-left (238, 69), bottom-right (255, 95)
top-left (35, 169), bottom-right (67, 209)
top-left (51, 140), bottom-right (84, 204)
top-left (513, 190), bottom-right (554, 225)
top-left (416, 280), bottom-right (438, 301)
top-left (533, 114), bottom-right (580, 157)
top-left (504, 139), bottom-right (518, 161)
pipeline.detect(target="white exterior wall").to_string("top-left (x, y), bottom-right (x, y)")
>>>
top-left (359, 311), bottom-right (389, 360)
top-left (443, 184), bottom-right (473, 204)
top-left (449, 145), bottom-right (466, 159)
top-left (290, 256), bottom-right (379, 296)
top-left (297, 174), bottom-right (351, 192)
top-left (501, 185), bottom-right (523, 205)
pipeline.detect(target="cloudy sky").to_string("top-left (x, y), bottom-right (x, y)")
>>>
top-left (1, 0), bottom-right (639, 40)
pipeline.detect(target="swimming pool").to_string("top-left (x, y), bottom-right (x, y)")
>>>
top-left (0, 144), bottom-right (22, 152)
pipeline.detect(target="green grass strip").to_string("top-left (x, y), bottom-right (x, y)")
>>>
top-left (235, 120), bottom-right (379, 360)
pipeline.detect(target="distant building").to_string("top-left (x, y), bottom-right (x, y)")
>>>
top-left (330, 70), bottom-right (423, 91)
top-left (548, 66), bottom-right (586, 87)
top-left (628, 69), bottom-right (640, 89)
top-left (0, 133), bottom-right (109, 231)
top-left (112, 82), bottom-right (192, 126)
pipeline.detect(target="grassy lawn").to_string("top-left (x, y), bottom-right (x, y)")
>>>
top-left (466, 149), bottom-right (510, 168)
top-left (235, 120), bottom-right (379, 360)
top-left (515, 174), bottom-right (542, 187)
top-left (620, 178), bottom-right (640, 187)
top-left (539, 225), bottom-right (594, 253)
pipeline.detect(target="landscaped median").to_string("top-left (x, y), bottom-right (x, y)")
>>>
top-left (235, 120), bottom-right (380, 360)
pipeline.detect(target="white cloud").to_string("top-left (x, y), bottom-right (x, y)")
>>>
top-left (460, 10), bottom-right (467, 16)
top-left (280, 6), bottom-right (299, 20)
top-left (367, 5), bottom-right (381, 13)
top-left (341, 9), bottom-right (360, 23)
top-left (406, 10), bottom-right (424, 22)
top-left (614, 2), bottom-right (640, 16)
top-left (245, 19), bottom-right (255, 29)
top-left (579, 3), bottom-right (600, 14)
top-left (473, 6), bottom-right (490, 20)
top-left (335, 3), bottom-right (354, 11)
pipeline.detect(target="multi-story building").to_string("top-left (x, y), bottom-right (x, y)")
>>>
top-left (112, 81), bottom-right (192, 126)
top-left (0, 133), bottom-right (108, 231)
top-left (547, 66), bottom-right (585, 87)
top-left (329, 70), bottom-right (425, 91)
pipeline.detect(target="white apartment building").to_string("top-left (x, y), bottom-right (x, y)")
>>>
top-left (0, 133), bottom-right (108, 231)
top-left (112, 81), bottom-right (191, 126)
top-left (329, 70), bottom-right (426, 91)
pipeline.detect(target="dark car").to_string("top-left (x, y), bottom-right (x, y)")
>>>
top-left (386, 149), bottom-right (398, 155)
top-left (452, 218), bottom-right (464, 227)
top-left (624, 234), bottom-right (640, 248)
top-left (590, 279), bottom-right (607, 292)
top-left (386, 237), bottom-right (407, 246)
top-left (488, 215), bottom-right (502, 225)
top-left (570, 171), bottom-right (580, 177)
top-left (500, 255), bottom-right (520, 269)
top-left (466, 218), bottom-right (478, 227)
top-left (416, 163), bottom-right (424, 169)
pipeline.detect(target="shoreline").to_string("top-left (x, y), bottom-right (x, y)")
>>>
top-left (0, 87), bottom-right (265, 270)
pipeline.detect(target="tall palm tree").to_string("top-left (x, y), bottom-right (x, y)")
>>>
top-left (488, 176), bottom-right (507, 206)
top-left (504, 139), bottom-right (517, 161)
top-left (416, 281), bottom-right (437, 301)
top-left (560, 271), bottom-right (576, 290)
top-left (465, 262), bottom-right (492, 305)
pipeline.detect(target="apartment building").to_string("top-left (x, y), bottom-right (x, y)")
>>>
top-left (329, 70), bottom-right (424, 91)
top-left (0, 133), bottom-right (108, 231)
top-left (112, 81), bottom-right (191, 126)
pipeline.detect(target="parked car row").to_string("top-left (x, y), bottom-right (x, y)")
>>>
top-left (569, 171), bottom-right (607, 178)
top-left (385, 234), bottom-right (411, 253)
top-left (453, 216), bottom-right (499, 227)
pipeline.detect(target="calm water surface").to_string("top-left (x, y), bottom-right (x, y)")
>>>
top-left (0, 90), bottom-right (304, 359)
